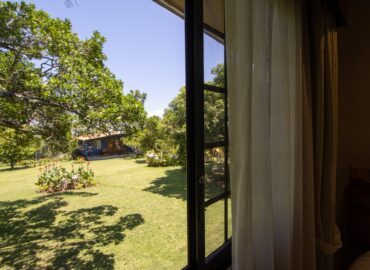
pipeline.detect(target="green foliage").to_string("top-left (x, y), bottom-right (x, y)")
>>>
top-left (0, 2), bottom-right (145, 151)
top-left (163, 87), bottom-right (187, 167)
top-left (125, 115), bottom-right (181, 167)
top-left (36, 162), bottom-right (95, 192)
top-left (125, 116), bottom-right (169, 152)
top-left (18, 159), bottom-right (36, 168)
top-left (124, 64), bottom-right (225, 169)
top-left (18, 157), bottom-right (68, 168)
top-left (162, 64), bottom-right (225, 168)
top-left (0, 128), bottom-right (40, 168)
top-left (210, 64), bottom-right (225, 87)
top-left (128, 89), bottom-right (147, 105)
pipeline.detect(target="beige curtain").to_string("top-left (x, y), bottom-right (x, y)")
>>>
top-left (226, 0), bottom-right (316, 269)
top-left (226, 0), bottom-right (342, 269)
top-left (304, 1), bottom-right (342, 269)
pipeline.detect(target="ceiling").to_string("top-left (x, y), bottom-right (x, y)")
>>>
top-left (153, 0), bottom-right (225, 42)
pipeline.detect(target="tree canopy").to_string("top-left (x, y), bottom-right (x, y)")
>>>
top-left (126, 115), bottom-right (169, 153)
top-left (0, 2), bottom-right (145, 152)
top-left (163, 64), bottom-right (225, 167)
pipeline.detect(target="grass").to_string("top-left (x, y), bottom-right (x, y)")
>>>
top-left (0, 158), bottom-right (230, 270)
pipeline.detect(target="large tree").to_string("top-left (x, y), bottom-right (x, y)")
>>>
top-left (163, 64), bottom-right (225, 167)
top-left (0, 2), bottom-right (145, 152)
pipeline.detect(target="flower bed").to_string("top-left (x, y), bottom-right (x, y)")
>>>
top-left (36, 162), bottom-right (95, 193)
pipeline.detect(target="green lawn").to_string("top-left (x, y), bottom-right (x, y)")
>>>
top-left (0, 158), bottom-right (229, 270)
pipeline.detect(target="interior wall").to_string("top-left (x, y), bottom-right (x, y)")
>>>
top-left (337, 0), bottom-right (370, 267)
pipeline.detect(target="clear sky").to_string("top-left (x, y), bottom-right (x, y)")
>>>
top-left (12, 0), bottom-right (224, 117)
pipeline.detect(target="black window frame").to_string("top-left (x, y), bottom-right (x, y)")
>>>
top-left (184, 0), bottom-right (231, 269)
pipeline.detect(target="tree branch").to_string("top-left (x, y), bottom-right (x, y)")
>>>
top-left (0, 89), bottom-right (85, 118)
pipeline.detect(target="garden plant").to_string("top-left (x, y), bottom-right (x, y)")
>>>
top-left (36, 162), bottom-right (95, 192)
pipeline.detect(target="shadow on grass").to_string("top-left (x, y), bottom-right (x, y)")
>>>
top-left (0, 192), bottom-right (144, 270)
top-left (44, 191), bottom-right (99, 198)
top-left (143, 169), bottom-right (187, 200)
top-left (143, 168), bottom-right (224, 201)
top-left (0, 166), bottom-right (29, 172)
top-left (134, 159), bottom-right (146, 164)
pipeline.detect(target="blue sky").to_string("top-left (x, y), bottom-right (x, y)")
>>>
top-left (12, 0), bottom-right (224, 116)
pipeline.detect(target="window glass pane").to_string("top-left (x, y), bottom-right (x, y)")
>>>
top-left (204, 147), bottom-right (225, 201)
top-left (228, 197), bottom-right (232, 239)
top-left (205, 199), bottom-right (225, 256)
top-left (94, 139), bottom-right (101, 150)
top-left (78, 141), bottom-right (84, 151)
top-left (204, 91), bottom-right (225, 144)
top-left (203, 33), bottom-right (224, 87)
top-left (227, 156), bottom-right (231, 238)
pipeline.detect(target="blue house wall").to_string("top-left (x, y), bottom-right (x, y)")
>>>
top-left (77, 139), bottom-right (104, 158)
top-left (76, 135), bottom-right (135, 159)
top-left (101, 138), bottom-right (108, 150)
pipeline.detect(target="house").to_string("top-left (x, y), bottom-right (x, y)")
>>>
top-left (75, 132), bottom-right (136, 159)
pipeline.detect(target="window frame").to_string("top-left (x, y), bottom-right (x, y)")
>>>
top-left (184, 0), bottom-right (231, 269)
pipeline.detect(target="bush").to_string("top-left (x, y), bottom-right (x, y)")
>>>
top-left (18, 159), bottom-right (37, 168)
top-left (36, 162), bottom-right (95, 193)
top-left (73, 156), bottom-right (86, 164)
top-left (71, 149), bottom-right (83, 160)
top-left (36, 159), bottom-right (52, 167)
top-left (146, 152), bottom-right (178, 167)
top-left (16, 158), bottom-right (70, 169)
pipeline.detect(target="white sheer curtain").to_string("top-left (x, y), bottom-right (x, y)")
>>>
top-left (226, 0), bottom-right (316, 269)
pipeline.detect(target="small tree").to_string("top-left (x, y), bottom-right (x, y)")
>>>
top-left (125, 116), bottom-right (168, 153)
top-left (0, 129), bottom-right (40, 169)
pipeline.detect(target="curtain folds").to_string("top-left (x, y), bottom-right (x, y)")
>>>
top-left (305, 0), bottom-right (342, 269)
top-left (226, 0), bottom-right (315, 269)
top-left (226, 0), bottom-right (341, 269)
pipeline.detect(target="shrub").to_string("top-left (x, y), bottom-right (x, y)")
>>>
top-left (36, 162), bottom-right (95, 193)
top-left (36, 158), bottom-right (51, 167)
top-left (146, 152), bottom-right (178, 167)
top-left (73, 156), bottom-right (86, 164)
top-left (18, 159), bottom-right (37, 168)
top-left (16, 157), bottom-right (70, 169)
